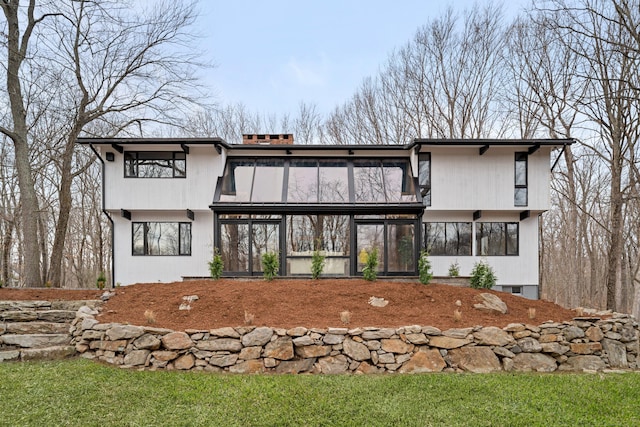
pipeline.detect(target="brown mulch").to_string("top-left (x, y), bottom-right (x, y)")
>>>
top-left (1, 279), bottom-right (576, 331)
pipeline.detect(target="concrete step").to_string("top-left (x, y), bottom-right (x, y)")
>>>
top-left (0, 333), bottom-right (71, 348)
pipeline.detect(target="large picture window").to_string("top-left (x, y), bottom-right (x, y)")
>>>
top-left (125, 152), bottom-right (186, 178)
top-left (132, 222), bottom-right (191, 256)
top-left (476, 222), bottom-right (518, 256)
top-left (424, 222), bottom-right (472, 256)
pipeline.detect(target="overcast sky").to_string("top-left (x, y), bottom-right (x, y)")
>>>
top-left (196, 1), bottom-right (529, 118)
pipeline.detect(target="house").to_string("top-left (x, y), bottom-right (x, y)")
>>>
top-left (77, 135), bottom-right (574, 299)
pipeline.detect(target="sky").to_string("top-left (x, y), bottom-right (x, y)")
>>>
top-left (196, 1), bottom-right (529, 118)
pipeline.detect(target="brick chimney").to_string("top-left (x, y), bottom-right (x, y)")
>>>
top-left (242, 134), bottom-right (294, 145)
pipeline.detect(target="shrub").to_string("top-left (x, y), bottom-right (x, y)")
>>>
top-left (96, 272), bottom-right (106, 290)
top-left (418, 250), bottom-right (433, 284)
top-left (261, 251), bottom-right (279, 281)
top-left (208, 248), bottom-right (224, 280)
top-left (448, 261), bottom-right (460, 277)
top-left (362, 248), bottom-right (379, 281)
top-left (469, 260), bottom-right (497, 289)
top-left (311, 249), bottom-right (325, 279)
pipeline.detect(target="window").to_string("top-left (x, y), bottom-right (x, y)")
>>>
top-left (515, 152), bottom-right (527, 206)
top-left (418, 153), bottom-right (431, 206)
top-left (132, 222), bottom-right (191, 255)
top-left (220, 159), bottom-right (284, 202)
top-left (424, 222), bottom-right (472, 256)
top-left (124, 152), bottom-right (186, 178)
top-left (476, 222), bottom-right (518, 256)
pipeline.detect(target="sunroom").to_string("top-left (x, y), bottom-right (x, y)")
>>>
top-left (211, 156), bottom-right (425, 277)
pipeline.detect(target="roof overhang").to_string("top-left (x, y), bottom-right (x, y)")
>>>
top-left (210, 203), bottom-right (425, 215)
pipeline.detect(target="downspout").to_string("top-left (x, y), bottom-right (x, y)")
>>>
top-left (89, 144), bottom-right (116, 289)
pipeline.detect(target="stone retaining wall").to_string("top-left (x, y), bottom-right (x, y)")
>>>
top-left (71, 307), bottom-right (639, 374)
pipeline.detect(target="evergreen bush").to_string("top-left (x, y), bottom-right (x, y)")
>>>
top-left (418, 250), bottom-right (433, 284)
top-left (261, 251), bottom-right (279, 281)
top-left (362, 248), bottom-right (379, 281)
top-left (469, 259), bottom-right (497, 289)
top-left (448, 261), bottom-right (460, 277)
top-left (311, 249), bottom-right (325, 279)
top-left (208, 248), bottom-right (224, 280)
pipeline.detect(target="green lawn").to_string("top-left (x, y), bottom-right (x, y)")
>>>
top-left (1, 359), bottom-right (639, 426)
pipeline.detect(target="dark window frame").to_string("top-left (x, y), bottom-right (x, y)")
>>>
top-left (476, 222), bottom-right (519, 256)
top-left (423, 222), bottom-right (473, 256)
top-left (418, 153), bottom-right (431, 206)
top-left (132, 221), bottom-right (192, 256)
top-left (124, 151), bottom-right (186, 178)
top-left (514, 152), bottom-right (528, 206)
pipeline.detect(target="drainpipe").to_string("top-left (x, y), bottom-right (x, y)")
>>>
top-left (89, 144), bottom-right (116, 289)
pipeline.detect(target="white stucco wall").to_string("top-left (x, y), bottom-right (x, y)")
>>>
top-left (111, 210), bottom-right (214, 286)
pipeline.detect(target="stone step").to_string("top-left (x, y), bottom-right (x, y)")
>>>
top-left (20, 345), bottom-right (76, 361)
top-left (0, 301), bottom-right (51, 312)
top-left (0, 349), bottom-right (20, 362)
top-left (0, 333), bottom-right (71, 348)
top-left (1, 309), bottom-right (76, 322)
top-left (4, 321), bottom-right (70, 335)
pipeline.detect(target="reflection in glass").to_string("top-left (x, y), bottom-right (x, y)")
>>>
top-left (132, 222), bottom-right (190, 255)
top-left (220, 160), bottom-right (254, 202)
top-left (125, 152), bottom-right (185, 178)
top-left (477, 222), bottom-right (519, 256)
top-left (288, 160), bottom-right (318, 202)
top-left (356, 224), bottom-right (384, 272)
top-left (220, 223), bottom-right (249, 272)
top-left (514, 188), bottom-right (528, 206)
top-left (251, 223), bottom-right (279, 272)
top-left (319, 160), bottom-right (349, 202)
top-left (418, 153), bottom-right (431, 206)
top-left (424, 222), bottom-right (472, 256)
top-left (387, 223), bottom-right (415, 272)
top-left (252, 159), bottom-right (284, 202)
top-left (354, 160), bottom-right (385, 202)
top-left (382, 161), bottom-right (416, 202)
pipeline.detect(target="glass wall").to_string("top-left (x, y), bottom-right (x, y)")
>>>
top-left (219, 218), bottom-right (280, 275)
top-left (356, 224), bottom-right (385, 272)
top-left (387, 223), bottom-right (415, 272)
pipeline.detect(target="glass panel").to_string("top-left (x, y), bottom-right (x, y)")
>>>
top-left (146, 222), bottom-right (179, 255)
top-left (424, 223), bottom-right (446, 255)
top-left (383, 161), bottom-right (417, 202)
top-left (218, 214), bottom-right (251, 219)
top-left (251, 223), bottom-right (280, 272)
top-left (319, 160), bottom-right (349, 203)
top-left (220, 160), bottom-right (254, 202)
top-left (506, 223), bottom-right (519, 255)
top-left (137, 152), bottom-right (175, 178)
top-left (287, 215), bottom-right (350, 257)
top-left (515, 160), bottom-right (527, 186)
top-left (418, 154), bottom-right (430, 187)
top-left (322, 215), bottom-right (350, 256)
top-left (220, 223), bottom-right (249, 272)
top-left (179, 223), bottom-right (191, 255)
top-left (356, 224), bottom-right (384, 272)
top-left (252, 160), bottom-right (284, 202)
top-left (354, 160), bottom-right (385, 202)
top-left (515, 188), bottom-right (527, 206)
top-left (446, 222), bottom-right (472, 255)
top-left (388, 223), bottom-right (415, 272)
top-left (287, 215), bottom-right (315, 256)
top-left (288, 160), bottom-right (318, 202)
top-left (174, 152), bottom-right (186, 178)
top-left (125, 153), bottom-right (137, 177)
top-left (286, 257), bottom-right (350, 276)
top-left (132, 223), bottom-right (145, 255)
top-left (478, 223), bottom-right (506, 256)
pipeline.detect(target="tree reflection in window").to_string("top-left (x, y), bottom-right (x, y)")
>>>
top-left (132, 222), bottom-right (191, 255)
top-left (424, 222), bottom-right (472, 256)
top-left (125, 152), bottom-right (186, 178)
top-left (319, 160), bottom-right (349, 203)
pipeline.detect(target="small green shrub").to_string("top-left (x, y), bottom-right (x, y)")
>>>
top-left (448, 261), bottom-right (460, 277)
top-left (96, 272), bottom-right (106, 290)
top-left (469, 259), bottom-right (497, 289)
top-left (418, 250), bottom-right (432, 284)
top-left (208, 248), bottom-right (224, 280)
top-left (261, 251), bottom-right (279, 281)
top-left (311, 249), bottom-right (325, 279)
top-left (362, 248), bottom-right (379, 281)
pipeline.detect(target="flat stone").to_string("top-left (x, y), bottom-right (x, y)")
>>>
top-left (541, 342), bottom-right (570, 356)
top-left (343, 338), bottom-right (371, 361)
top-left (286, 327), bottom-right (308, 337)
top-left (602, 339), bottom-right (628, 368)
top-left (80, 317), bottom-right (100, 331)
top-left (356, 361), bottom-right (381, 374)
top-left (558, 355), bottom-right (606, 372)
top-left (143, 326), bottom-right (174, 335)
top-left (512, 353), bottom-right (557, 372)
top-left (620, 325), bottom-right (638, 342)
top-left (0, 300), bottom-right (50, 311)
top-left (197, 338), bottom-right (242, 352)
top-left (448, 347), bottom-right (502, 373)
top-left (504, 323), bottom-right (525, 332)
top-left (398, 349), bottom-right (446, 373)
top-left (209, 327), bottom-right (240, 338)
top-left (317, 355), bottom-right (349, 374)
top-left (151, 350), bottom-right (179, 362)
top-left (264, 337), bottom-right (294, 360)
top-left (405, 333), bottom-right (429, 345)
top-left (493, 347), bottom-right (515, 358)
top-left (94, 339), bottom-right (127, 352)
top-left (570, 342), bottom-right (602, 355)
top-left (473, 293), bottom-right (507, 314)
top-left (361, 329), bottom-right (396, 340)
top-left (296, 345), bottom-right (331, 358)
top-left (106, 325), bottom-right (145, 341)
top-left (381, 339), bottom-right (413, 354)
top-left (133, 333), bottom-right (161, 350)
top-left (421, 326), bottom-right (442, 336)
top-left (239, 346), bottom-right (262, 360)
top-left (538, 334), bottom-right (558, 343)
top-left (1, 311), bottom-right (37, 321)
top-left (443, 328), bottom-right (473, 339)
top-left (37, 310), bottom-right (76, 322)
top-left (293, 336), bottom-right (315, 346)
top-left (6, 322), bottom-right (69, 334)
top-left (209, 354), bottom-right (238, 367)
top-left (20, 345), bottom-right (75, 361)
top-left (585, 326), bottom-right (604, 342)
top-left (174, 353), bottom-right (195, 370)
top-left (377, 352), bottom-right (396, 364)
top-left (1, 334), bottom-right (70, 348)
top-left (323, 334), bottom-right (345, 345)
top-left (517, 337), bottom-right (542, 353)
top-left (230, 360), bottom-right (264, 374)
top-left (563, 325), bottom-right (585, 342)
top-left (474, 327), bottom-right (513, 347)
top-left (0, 350), bottom-right (20, 362)
top-left (161, 332), bottom-right (194, 350)
top-left (327, 328), bottom-right (348, 335)
top-left (77, 306), bottom-right (99, 317)
top-left (276, 358), bottom-right (316, 374)
top-left (124, 350), bottom-right (150, 366)
top-left (428, 336), bottom-right (472, 349)
top-left (242, 327), bottom-right (273, 347)
top-left (82, 330), bottom-right (105, 340)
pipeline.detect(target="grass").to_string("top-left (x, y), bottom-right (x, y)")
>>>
top-left (1, 359), bottom-right (639, 426)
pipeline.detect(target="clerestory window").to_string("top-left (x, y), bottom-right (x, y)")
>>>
top-left (124, 152), bottom-right (186, 178)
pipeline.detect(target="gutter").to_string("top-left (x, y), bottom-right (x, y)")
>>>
top-left (88, 144), bottom-right (116, 289)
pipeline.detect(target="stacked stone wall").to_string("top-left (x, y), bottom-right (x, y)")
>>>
top-left (71, 307), bottom-right (639, 374)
